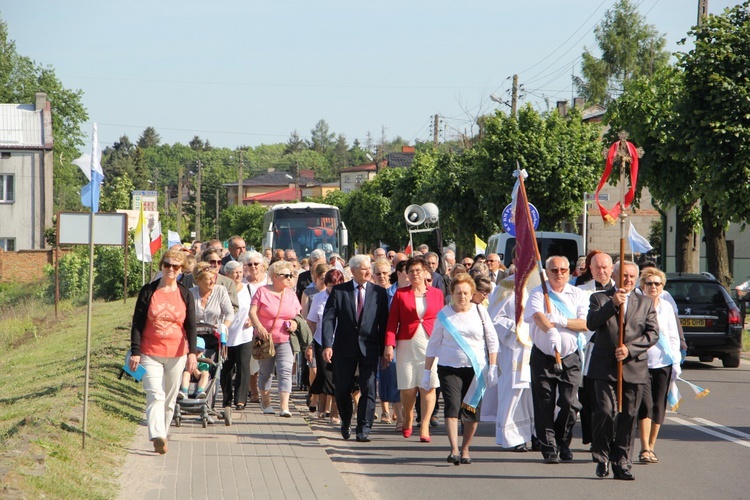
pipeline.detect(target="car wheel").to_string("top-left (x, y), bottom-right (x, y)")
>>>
top-left (722, 352), bottom-right (741, 368)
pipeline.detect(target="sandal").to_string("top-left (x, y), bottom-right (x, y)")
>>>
top-left (380, 413), bottom-right (392, 424)
top-left (638, 450), bottom-right (652, 463)
top-left (395, 420), bottom-right (403, 432)
top-left (649, 450), bottom-right (659, 463)
top-left (331, 416), bottom-right (341, 425)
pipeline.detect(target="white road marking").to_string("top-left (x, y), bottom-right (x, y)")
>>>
top-left (692, 417), bottom-right (750, 440)
top-left (668, 416), bottom-right (750, 449)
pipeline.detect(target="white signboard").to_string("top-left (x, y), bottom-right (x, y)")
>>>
top-left (116, 209), bottom-right (160, 232)
top-left (132, 190), bottom-right (158, 212)
top-left (57, 212), bottom-right (128, 246)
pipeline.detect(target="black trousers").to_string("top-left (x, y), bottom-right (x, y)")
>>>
top-left (332, 353), bottom-right (378, 436)
top-left (221, 341), bottom-right (253, 407)
top-left (578, 376), bottom-right (595, 445)
top-left (530, 346), bottom-right (581, 457)
top-left (591, 378), bottom-right (644, 469)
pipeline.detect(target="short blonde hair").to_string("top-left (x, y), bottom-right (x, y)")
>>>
top-left (268, 260), bottom-right (294, 278)
top-left (193, 262), bottom-right (216, 284)
top-left (639, 267), bottom-right (666, 287)
top-left (159, 249), bottom-right (185, 268)
top-left (450, 273), bottom-right (476, 295)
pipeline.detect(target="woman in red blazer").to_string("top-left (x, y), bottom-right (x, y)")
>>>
top-left (384, 255), bottom-right (445, 442)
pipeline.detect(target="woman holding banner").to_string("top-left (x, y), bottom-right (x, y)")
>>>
top-left (423, 273), bottom-right (499, 465)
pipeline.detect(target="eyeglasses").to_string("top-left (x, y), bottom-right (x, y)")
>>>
top-left (425, 279), bottom-right (433, 283)
top-left (208, 259), bottom-right (221, 265)
top-left (374, 272), bottom-right (387, 276)
top-left (548, 268), bottom-right (569, 273)
top-left (462, 261), bottom-right (473, 266)
top-left (278, 273), bottom-right (294, 279)
top-left (486, 259), bottom-right (499, 263)
top-left (246, 262), bottom-right (261, 267)
top-left (644, 281), bottom-right (663, 287)
top-left (162, 262), bottom-right (182, 271)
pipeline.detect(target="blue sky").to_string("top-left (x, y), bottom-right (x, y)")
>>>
top-left (2, 0), bottom-right (738, 150)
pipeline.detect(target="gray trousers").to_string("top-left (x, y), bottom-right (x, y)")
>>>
top-left (258, 341), bottom-right (294, 393)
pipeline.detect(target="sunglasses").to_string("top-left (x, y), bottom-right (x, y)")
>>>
top-left (208, 259), bottom-right (222, 265)
top-left (162, 262), bottom-right (182, 271)
top-left (278, 273), bottom-right (294, 279)
top-left (548, 268), bottom-right (569, 273)
top-left (246, 262), bottom-right (261, 267)
top-left (644, 281), bottom-right (663, 287)
top-left (462, 261), bottom-right (473, 266)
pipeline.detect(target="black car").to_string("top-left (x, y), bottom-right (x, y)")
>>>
top-left (664, 273), bottom-right (743, 368)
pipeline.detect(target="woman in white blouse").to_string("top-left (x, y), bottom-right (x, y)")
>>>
top-left (637, 267), bottom-right (681, 464)
top-left (424, 273), bottom-right (499, 465)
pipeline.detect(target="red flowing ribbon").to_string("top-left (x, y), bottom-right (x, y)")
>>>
top-left (595, 141), bottom-right (639, 224)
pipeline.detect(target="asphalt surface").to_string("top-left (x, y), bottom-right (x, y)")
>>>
top-left (118, 357), bottom-right (750, 499)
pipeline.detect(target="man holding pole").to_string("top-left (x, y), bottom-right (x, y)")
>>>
top-left (586, 260), bottom-right (658, 480)
top-left (525, 256), bottom-right (590, 464)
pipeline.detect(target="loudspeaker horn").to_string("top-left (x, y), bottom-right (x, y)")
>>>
top-left (404, 204), bottom-right (426, 226)
top-left (421, 203), bottom-right (439, 224)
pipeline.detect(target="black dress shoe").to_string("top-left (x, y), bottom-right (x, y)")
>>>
top-left (543, 454), bottom-right (560, 464)
top-left (612, 466), bottom-right (635, 481)
top-left (595, 461), bottom-right (610, 477)
top-left (559, 447), bottom-right (573, 462)
top-left (513, 443), bottom-right (529, 452)
top-left (341, 426), bottom-right (351, 440)
top-left (460, 457), bottom-right (472, 464)
top-left (447, 454), bottom-right (460, 465)
top-left (355, 434), bottom-right (371, 442)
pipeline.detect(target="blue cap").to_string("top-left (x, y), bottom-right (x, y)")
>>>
top-left (196, 337), bottom-right (205, 351)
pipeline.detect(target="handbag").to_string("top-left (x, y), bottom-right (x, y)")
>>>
top-left (252, 287), bottom-right (285, 360)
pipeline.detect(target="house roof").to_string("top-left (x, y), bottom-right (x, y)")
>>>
top-left (246, 186), bottom-right (300, 203)
top-left (0, 104), bottom-right (45, 148)
top-left (339, 163), bottom-right (377, 173)
top-left (386, 152), bottom-right (415, 168)
top-left (224, 171), bottom-right (320, 188)
top-left (582, 104), bottom-right (606, 122)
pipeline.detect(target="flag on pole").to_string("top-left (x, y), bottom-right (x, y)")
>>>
top-left (167, 230), bottom-right (181, 249)
top-left (134, 205), bottom-right (152, 262)
top-left (474, 235), bottom-right (487, 256)
top-left (628, 222), bottom-right (653, 254)
top-left (72, 123), bottom-right (104, 213)
top-left (513, 169), bottom-right (537, 328)
top-left (595, 139), bottom-right (640, 224)
top-left (149, 221), bottom-right (162, 256)
top-left (404, 244), bottom-right (412, 255)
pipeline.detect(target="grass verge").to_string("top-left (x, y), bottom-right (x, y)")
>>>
top-left (0, 288), bottom-right (138, 499)
top-left (743, 330), bottom-right (750, 354)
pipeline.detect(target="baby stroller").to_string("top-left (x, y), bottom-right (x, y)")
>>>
top-left (173, 323), bottom-right (232, 428)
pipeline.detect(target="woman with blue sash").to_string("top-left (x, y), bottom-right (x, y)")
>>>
top-left (637, 268), bottom-right (681, 464)
top-left (424, 273), bottom-right (499, 465)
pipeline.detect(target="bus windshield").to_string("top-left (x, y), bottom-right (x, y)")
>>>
top-left (268, 205), bottom-right (340, 258)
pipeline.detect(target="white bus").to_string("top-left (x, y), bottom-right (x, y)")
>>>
top-left (486, 231), bottom-right (583, 268)
top-left (262, 203), bottom-right (348, 259)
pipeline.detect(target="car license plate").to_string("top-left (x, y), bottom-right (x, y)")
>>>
top-left (681, 318), bottom-right (706, 327)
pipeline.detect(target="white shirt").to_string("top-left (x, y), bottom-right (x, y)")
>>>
top-left (525, 282), bottom-right (588, 357)
top-left (307, 289), bottom-right (330, 345)
top-left (425, 304), bottom-right (499, 368)
top-left (227, 284), bottom-right (253, 347)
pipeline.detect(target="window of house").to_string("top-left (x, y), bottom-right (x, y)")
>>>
top-left (344, 175), bottom-right (350, 183)
top-left (0, 238), bottom-right (15, 251)
top-left (0, 174), bottom-right (14, 203)
top-left (356, 175), bottom-right (363, 183)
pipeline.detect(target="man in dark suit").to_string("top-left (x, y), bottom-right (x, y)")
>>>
top-left (587, 260), bottom-right (658, 480)
top-left (322, 254), bottom-right (389, 442)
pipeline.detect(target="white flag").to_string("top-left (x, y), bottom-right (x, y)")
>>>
top-left (168, 231), bottom-right (182, 249)
top-left (72, 123), bottom-right (104, 212)
top-left (134, 205), bottom-right (152, 262)
top-left (628, 222), bottom-right (653, 254)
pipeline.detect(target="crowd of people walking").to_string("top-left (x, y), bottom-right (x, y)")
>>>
top-left (130, 237), bottom-right (684, 480)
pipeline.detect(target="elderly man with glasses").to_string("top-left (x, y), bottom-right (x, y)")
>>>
top-left (525, 256), bottom-right (590, 464)
top-left (221, 235), bottom-right (247, 270)
top-left (486, 253), bottom-right (506, 284)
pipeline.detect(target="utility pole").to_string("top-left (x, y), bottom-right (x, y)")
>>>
top-left (237, 149), bottom-right (244, 206)
top-left (698, 0), bottom-right (708, 25)
top-left (164, 185), bottom-right (168, 212)
top-left (511, 74), bottom-right (519, 118)
top-left (215, 188), bottom-right (220, 239)
top-left (177, 165), bottom-right (183, 234)
top-left (195, 159), bottom-right (202, 241)
top-left (433, 114), bottom-right (439, 148)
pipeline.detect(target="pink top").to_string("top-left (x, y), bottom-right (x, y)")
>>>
top-left (140, 287), bottom-right (188, 357)
top-left (251, 285), bottom-right (302, 344)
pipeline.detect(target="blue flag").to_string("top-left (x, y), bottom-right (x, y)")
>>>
top-left (73, 123), bottom-right (104, 213)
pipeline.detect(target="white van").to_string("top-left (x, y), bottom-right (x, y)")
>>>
top-left (486, 231), bottom-right (584, 268)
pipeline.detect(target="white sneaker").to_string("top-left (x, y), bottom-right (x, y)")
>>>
top-left (196, 390), bottom-right (207, 399)
top-left (177, 391), bottom-right (187, 400)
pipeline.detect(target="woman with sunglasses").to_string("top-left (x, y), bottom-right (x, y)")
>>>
top-left (249, 260), bottom-right (302, 417)
top-left (129, 249), bottom-right (197, 454)
top-left (637, 267), bottom-right (681, 464)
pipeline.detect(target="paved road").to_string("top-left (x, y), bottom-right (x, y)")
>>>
top-left (308, 358), bottom-right (750, 499)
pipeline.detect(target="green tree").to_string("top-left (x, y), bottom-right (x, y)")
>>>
top-left (218, 203), bottom-right (268, 248)
top-left (285, 130), bottom-right (306, 154)
top-left (99, 172), bottom-right (135, 212)
top-left (575, 0), bottom-right (669, 105)
top-left (0, 17), bottom-right (88, 213)
top-left (676, 1), bottom-right (750, 286)
top-left (137, 126), bottom-right (161, 148)
top-left (309, 119), bottom-right (335, 153)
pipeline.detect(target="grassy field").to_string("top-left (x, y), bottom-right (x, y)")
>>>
top-left (0, 283), bottom-right (139, 499)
